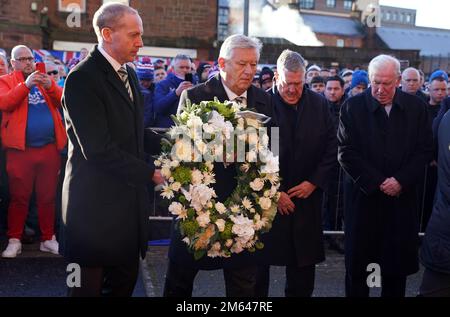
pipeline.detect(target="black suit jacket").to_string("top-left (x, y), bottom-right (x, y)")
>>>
top-left (168, 75), bottom-right (274, 269)
top-left (61, 47), bottom-right (158, 266)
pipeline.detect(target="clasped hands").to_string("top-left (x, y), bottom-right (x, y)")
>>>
top-left (278, 181), bottom-right (317, 215)
top-left (380, 177), bottom-right (402, 197)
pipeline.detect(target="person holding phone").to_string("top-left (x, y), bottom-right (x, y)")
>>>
top-left (153, 54), bottom-right (193, 128)
top-left (0, 45), bottom-right (66, 258)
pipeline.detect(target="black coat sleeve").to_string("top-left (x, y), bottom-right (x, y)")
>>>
top-left (337, 101), bottom-right (385, 195)
top-left (309, 100), bottom-right (338, 191)
top-left (63, 70), bottom-right (154, 186)
top-left (393, 103), bottom-right (433, 191)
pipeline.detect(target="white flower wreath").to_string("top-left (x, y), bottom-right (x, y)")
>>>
top-left (156, 98), bottom-right (280, 259)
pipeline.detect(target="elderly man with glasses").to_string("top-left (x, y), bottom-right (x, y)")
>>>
top-left (0, 45), bottom-right (66, 258)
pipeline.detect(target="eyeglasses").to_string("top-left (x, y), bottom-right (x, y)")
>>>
top-left (47, 70), bottom-right (59, 75)
top-left (14, 57), bottom-right (35, 63)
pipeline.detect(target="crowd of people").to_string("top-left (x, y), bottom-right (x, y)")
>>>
top-left (1, 1), bottom-right (450, 298)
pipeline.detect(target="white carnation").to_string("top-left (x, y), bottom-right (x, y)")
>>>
top-left (191, 169), bottom-right (204, 185)
top-left (261, 153), bottom-right (279, 174)
top-left (196, 211), bottom-right (211, 228)
top-left (188, 184), bottom-right (217, 212)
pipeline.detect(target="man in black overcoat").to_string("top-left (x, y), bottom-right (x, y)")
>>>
top-left (255, 50), bottom-right (337, 297)
top-left (61, 3), bottom-right (163, 296)
top-left (338, 54), bottom-right (433, 297)
top-left (163, 34), bottom-right (273, 297)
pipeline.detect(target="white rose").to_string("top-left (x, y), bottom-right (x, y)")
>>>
top-left (161, 166), bottom-right (171, 179)
top-left (173, 140), bottom-right (192, 162)
top-left (170, 182), bottom-right (181, 192)
top-left (196, 211), bottom-right (211, 228)
top-left (205, 161), bottom-right (214, 171)
top-left (231, 215), bottom-right (255, 239)
top-left (259, 197), bottom-right (272, 210)
top-left (215, 219), bottom-right (226, 232)
top-left (170, 160), bottom-right (180, 168)
top-left (187, 115), bottom-right (203, 128)
top-left (249, 178), bottom-right (265, 191)
top-left (215, 202), bottom-right (227, 214)
top-left (202, 123), bottom-right (215, 135)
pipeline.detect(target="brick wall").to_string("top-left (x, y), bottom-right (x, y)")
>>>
top-left (0, 0), bottom-right (218, 60)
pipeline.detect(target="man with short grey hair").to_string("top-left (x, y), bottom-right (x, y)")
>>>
top-left (164, 34), bottom-right (273, 297)
top-left (338, 54), bottom-right (433, 297)
top-left (401, 67), bottom-right (428, 102)
top-left (153, 54), bottom-right (193, 128)
top-left (256, 49), bottom-right (336, 297)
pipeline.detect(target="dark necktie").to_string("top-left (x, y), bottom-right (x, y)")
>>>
top-left (118, 66), bottom-right (134, 101)
top-left (234, 96), bottom-right (246, 106)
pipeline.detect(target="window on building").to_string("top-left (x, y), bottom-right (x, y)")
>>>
top-left (336, 39), bottom-right (345, 47)
top-left (386, 12), bottom-right (390, 20)
top-left (217, 6), bottom-right (230, 41)
top-left (326, 0), bottom-right (336, 8)
top-left (406, 14), bottom-right (411, 23)
top-left (300, 0), bottom-right (315, 9)
top-left (399, 13), bottom-right (404, 23)
top-left (343, 0), bottom-right (353, 11)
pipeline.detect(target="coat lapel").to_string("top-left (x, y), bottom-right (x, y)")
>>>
top-left (91, 47), bottom-right (135, 112)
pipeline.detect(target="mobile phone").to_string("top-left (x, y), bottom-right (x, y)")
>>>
top-left (36, 62), bottom-right (46, 74)
top-left (185, 73), bottom-right (193, 83)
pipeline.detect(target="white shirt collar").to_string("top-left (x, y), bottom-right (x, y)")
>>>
top-left (221, 77), bottom-right (247, 102)
top-left (98, 45), bottom-right (125, 72)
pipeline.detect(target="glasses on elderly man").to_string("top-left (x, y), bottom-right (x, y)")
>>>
top-left (47, 70), bottom-right (59, 75)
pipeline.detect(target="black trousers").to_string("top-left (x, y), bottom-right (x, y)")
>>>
top-left (68, 259), bottom-right (139, 297)
top-left (419, 268), bottom-right (450, 297)
top-left (256, 264), bottom-right (316, 297)
top-left (163, 260), bottom-right (258, 297)
top-left (345, 270), bottom-right (406, 297)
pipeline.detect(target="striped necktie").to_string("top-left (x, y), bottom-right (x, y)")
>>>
top-left (234, 96), bottom-right (246, 106)
top-left (117, 66), bottom-right (134, 101)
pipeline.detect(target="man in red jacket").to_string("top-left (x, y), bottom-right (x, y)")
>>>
top-left (0, 45), bottom-right (67, 258)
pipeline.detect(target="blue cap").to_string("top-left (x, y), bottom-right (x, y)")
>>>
top-left (350, 70), bottom-right (369, 89)
top-left (429, 70), bottom-right (448, 82)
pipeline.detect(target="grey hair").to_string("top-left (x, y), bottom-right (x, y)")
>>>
top-left (401, 67), bottom-right (420, 80)
top-left (219, 34), bottom-right (262, 60)
top-left (276, 49), bottom-right (306, 73)
top-left (173, 54), bottom-right (191, 65)
top-left (368, 54), bottom-right (401, 80)
top-left (93, 3), bottom-right (139, 42)
top-left (11, 45), bottom-right (32, 60)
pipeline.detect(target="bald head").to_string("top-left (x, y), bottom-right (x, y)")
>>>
top-left (10, 45), bottom-right (35, 76)
top-left (401, 67), bottom-right (421, 95)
